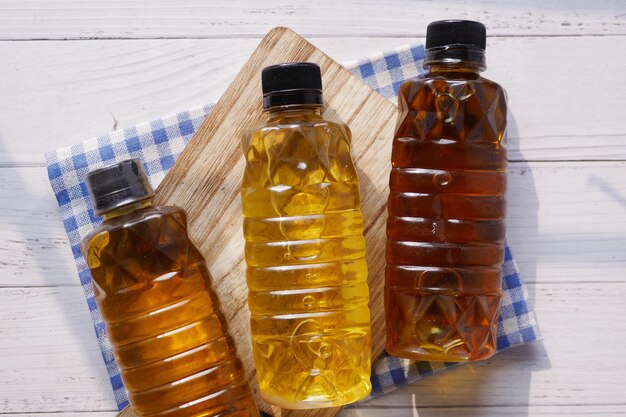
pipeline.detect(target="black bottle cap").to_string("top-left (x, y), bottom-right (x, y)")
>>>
top-left (426, 20), bottom-right (486, 50)
top-left (261, 62), bottom-right (324, 109)
top-left (424, 20), bottom-right (487, 70)
top-left (85, 158), bottom-right (154, 216)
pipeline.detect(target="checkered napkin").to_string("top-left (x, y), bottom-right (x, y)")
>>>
top-left (45, 43), bottom-right (540, 411)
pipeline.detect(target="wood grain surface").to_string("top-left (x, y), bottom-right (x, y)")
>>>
top-left (113, 27), bottom-right (396, 417)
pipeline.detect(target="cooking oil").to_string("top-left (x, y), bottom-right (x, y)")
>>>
top-left (83, 159), bottom-right (259, 417)
top-left (241, 62), bottom-right (372, 408)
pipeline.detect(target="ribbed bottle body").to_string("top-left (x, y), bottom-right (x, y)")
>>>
top-left (386, 74), bottom-right (507, 362)
top-left (84, 206), bottom-right (258, 417)
top-left (242, 112), bottom-right (372, 408)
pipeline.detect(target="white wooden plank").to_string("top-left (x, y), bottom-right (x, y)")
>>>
top-left (0, 0), bottom-right (624, 40)
top-left (2, 161), bottom-right (625, 287)
top-left (343, 405), bottom-right (626, 417)
top-left (1, 36), bottom-right (624, 165)
top-left (0, 287), bottom-right (118, 413)
top-left (1, 283), bottom-right (624, 413)
top-left (0, 166), bottom-right (77, 287)
top-left (486, 36), bottom-right (626, 162)
top-left (0, 38), bottom-right (255, 166)
top-left (506, 161), bottom-right (626, 284)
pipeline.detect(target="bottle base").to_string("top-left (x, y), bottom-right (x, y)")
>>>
top-left (260, 385), bottom-right (371, 409)
top-left (386, 344), bottom-right (497, 363)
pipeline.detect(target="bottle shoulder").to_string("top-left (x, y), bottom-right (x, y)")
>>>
top-left (400, 73), bottom-right (506, 94)
top-left (249, 116), bottom-right (349, 137)
top-left (84, 205), bottom-right (187, 244)
top-left (243, 115), bottom-right (352, 161)
top-left (397, 72), bottom-right (507, 118)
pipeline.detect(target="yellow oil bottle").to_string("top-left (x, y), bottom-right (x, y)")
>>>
top-left (241, 63), bottom-right (372, 408)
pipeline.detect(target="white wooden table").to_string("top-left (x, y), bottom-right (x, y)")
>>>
top-left (1, 2), bottom-right (625, 416)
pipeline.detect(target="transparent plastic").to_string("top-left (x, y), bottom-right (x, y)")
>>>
top-left (385, 64), bottom-right (507, 362)
top-left (83, 202), bottom-right (259, 417)
top-left (241, 107), bottom-right (372, 408)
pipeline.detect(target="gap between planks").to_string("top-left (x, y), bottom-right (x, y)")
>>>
top-left (3, 33), bottom-right (626, 42)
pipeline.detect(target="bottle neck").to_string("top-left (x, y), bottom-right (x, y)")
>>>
top-left (427, 64), bottom-right (482, 75)
top-left (102, 199), bottom-right (153, 220)
top-left (424, 45), bottom-right (486, 74)
top-left (266, 105), bottom-right (323, 120)
top-left (263, 89), bottom-right (323, 110)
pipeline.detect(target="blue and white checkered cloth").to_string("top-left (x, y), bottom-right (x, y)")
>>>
top-left (45, 42), bottom-right (540, 411)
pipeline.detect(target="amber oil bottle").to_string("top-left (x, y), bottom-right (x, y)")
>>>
top-left (82, 159), bottom-right (259, 417)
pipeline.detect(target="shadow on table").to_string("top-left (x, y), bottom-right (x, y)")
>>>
top-left (346, 110), bottom-right (551, 417)
top-left (0, 136), bottom-right (117, 403)
top-left (588, 174), bottom-right (626, 209)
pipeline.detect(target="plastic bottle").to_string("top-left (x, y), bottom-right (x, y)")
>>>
top-left (385, 20), bottom-right (507, 362)
top-left (241, 62), bottom-right (372, 408)
top-left (82, 159), bottom-right (259, 417)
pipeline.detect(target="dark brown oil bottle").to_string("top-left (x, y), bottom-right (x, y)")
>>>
top-left (82, 159), bottom-right (259, 417)
top-left (385, 20), bottom-right (507, 362)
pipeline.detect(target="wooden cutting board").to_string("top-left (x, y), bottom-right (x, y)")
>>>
top-left (118, 26), bottom-right (397, 417)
